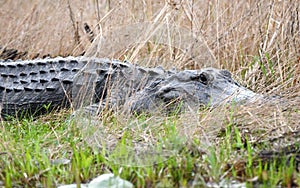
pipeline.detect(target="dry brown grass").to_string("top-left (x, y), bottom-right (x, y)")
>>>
top-left (0, 1), bottom-right (299, 68)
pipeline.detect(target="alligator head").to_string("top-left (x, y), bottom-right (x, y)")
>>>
top-left (127, 67), bottom-right (261, 114)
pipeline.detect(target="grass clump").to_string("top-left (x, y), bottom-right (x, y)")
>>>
top-left (0, 104), bottom-right (299, 187)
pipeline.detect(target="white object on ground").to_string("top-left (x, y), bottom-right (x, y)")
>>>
top-left (57, 173), bottom-right (133, 188)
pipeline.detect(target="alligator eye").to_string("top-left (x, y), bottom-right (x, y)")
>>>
top-left (199, 73), bottom-right (208, 85)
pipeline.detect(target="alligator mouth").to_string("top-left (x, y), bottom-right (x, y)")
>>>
top-left (207, 85), bottom-right (260, 108)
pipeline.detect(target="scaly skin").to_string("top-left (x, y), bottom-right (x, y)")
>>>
top-left (0, 56), bottom-right (168, 118)
top-left (0, 56), bottom-right (259, 118)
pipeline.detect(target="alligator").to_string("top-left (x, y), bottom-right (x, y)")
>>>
top-left (0, 56), bottom-right (260, 119)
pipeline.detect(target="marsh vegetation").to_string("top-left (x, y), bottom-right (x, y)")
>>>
top-left (0, 0), bottom-right (299, 187)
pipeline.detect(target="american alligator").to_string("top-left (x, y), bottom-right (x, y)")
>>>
top-left (0, 56), bottom-right (260, 118)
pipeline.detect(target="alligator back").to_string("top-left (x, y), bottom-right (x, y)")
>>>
top-left (0, 57), bottom-right (86, 118)
top-left (0, 57), bottom-right (168, 118)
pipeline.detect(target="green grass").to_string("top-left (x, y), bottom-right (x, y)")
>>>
top-left (0, 107), bottom-right (299, 187)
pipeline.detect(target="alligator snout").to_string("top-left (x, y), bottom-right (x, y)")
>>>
top-left (129, 68), bottom-right (259, 114)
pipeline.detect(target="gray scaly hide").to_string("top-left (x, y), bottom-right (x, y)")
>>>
top-left (0, 57), bottom-right (260, 118)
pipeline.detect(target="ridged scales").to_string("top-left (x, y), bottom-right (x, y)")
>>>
top-left (0, 57), bottom-right (85, 117)
top-left (0, 57), bottom-right (168, 118)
